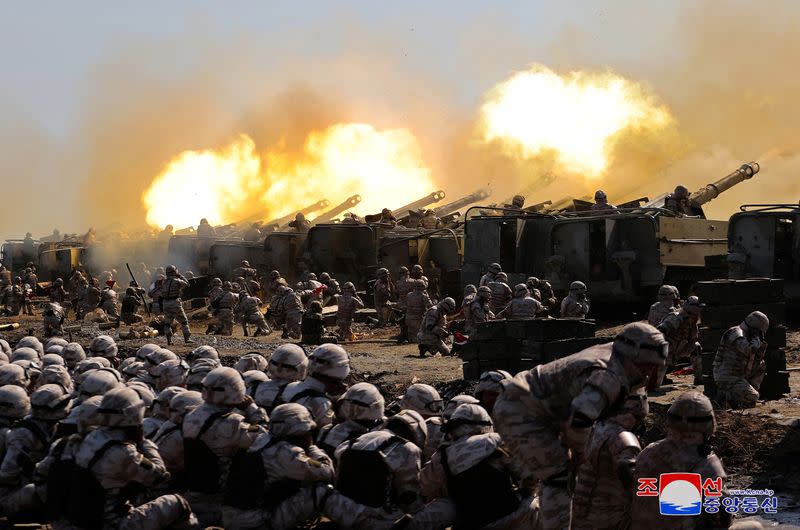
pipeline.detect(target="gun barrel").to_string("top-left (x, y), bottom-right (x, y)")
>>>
top-left (432, 188), bottom-right (492, 216)
top-left (311, 195), bottom-right (363, 225)
top-left (268, 199), bottom-right (331, 228)
top-left (501, 173), bottom-right (557, 206)
top-left (689, 162), bottom-right (760, 205)
top-left (392, 191), bottom-right (446, 219)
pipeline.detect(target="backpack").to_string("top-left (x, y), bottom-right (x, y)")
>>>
top-left (183, 410), bottom-right (230, 493)
top-left (66, 440), bottom-right (124, 530)
top-left (336, 436), bottom-right (399, 508)
top-left (223, 439), bottom-right (275, 510)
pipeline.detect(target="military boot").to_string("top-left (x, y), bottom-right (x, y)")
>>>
top-left (183, 331), bottom-right (194, 344)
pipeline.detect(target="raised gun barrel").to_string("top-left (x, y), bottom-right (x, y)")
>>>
top-left (311, 195), bottom-right (362, 225)
top-left (689, 162), bottom-right (760, 206)
top-left (392, 191), bottom-right (446, 219)
top-left (269, 199), bottom-right (331, 228)
top-left (433, 188), bottom-right (492, 217)
top-left (500, 173), bottom-right (557, 206)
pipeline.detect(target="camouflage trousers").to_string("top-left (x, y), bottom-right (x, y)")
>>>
top-left (222, 484), bottom-right (328, 530)
top-left (418, 332), bottom-right (451, 355)
top-left (494, 377), bottom-right (571, 530)
top-left (336, 317), bottom-right (354, 341)
top-left (119, 494), bottom-right (197, 530)
top-left (216, 308), bottom-right (234, 335)
top-left (162, 299), bottom-right (190, 336)
top-left (121, 312), bottom-right (144, 325)
top-left (101, 301), bottom-right (119, 319)
top-left (323, 491), bottom-right (405, 530)
top-left (406, 317), bottom-right (422, 343)
top-left (43, 315), bottom-right (63, 337)
top-left (242, 311), bottom-right (271, 335)
top-left (285, 310), bottom-right (302, 338)
top-left (716, 377), bottom-right (760, 408)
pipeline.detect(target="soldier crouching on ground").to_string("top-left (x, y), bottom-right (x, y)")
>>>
top-left (713, 311), bottom-right (769, 409)
top-left (418, 298), bottom-right (457, 357)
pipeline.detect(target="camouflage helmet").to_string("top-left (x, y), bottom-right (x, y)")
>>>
top-left (477, 285), bottom-right (491, 299)
top-left (620, 388), bottom-right (649, 419)
top-left (570, 281), bottom-right (587, 292)
top-left (413, 280), bottom-right (427, 292)
top-left (79, 368), bottom-right (122, 402)
top-left (241, 260), bottom-right (250, 268)
top-left (399, 383), bottom-right (443, 418)
top-left (0, 364), bottom-right (29, 388)
top-left (0, 339), bottom-right (10, 356)
top-left (342, 281), bottom-right (356, 294)
top-left (613, 322), bottom-right (668, 367)
top-left (62, 395), bottom-right (102, 434)
top-left (243, 370), bottom-right (268, 395)
top-left (187, 345), bottom-right (219, 364)
top-left (488, 263), bottom-right (501, 274)
top-left (202, 367), bottom-right (245, 406)
top-left (383, 409), bottom-right (428, 449)
top-left (376, 268), bottom-right (389, 278)
top-left (683, 296), bottom-right (704, 317)
top-left (0, 385), bottom-right (30, 419)
top-left (186, 358), bottom-right (220, 390)
top-left (442, 394), bottom-right (480, 420)
top-left (126, 381), bottom-right (156, 408)
top-left (38, 365), bottom-right (72, 392)
top-left (673, 185), bottom-right (690, 200)
top-left (96, 387), bottom-right (146, 428)
top-left (446, 403), bottom-right (493, 440)
top-left (135, 343), bottom-right (160, 362)
top-left (165, 265), bottom-right (178, 275)
top-left (513, 283), bottom-right (529, 297)
top-left (268, 344), bottom-right (308, 381)
top-left (594, 190), bottom-right (607, 201)
top-left (411, 264), bottom-right (424, 275)
top-left (31, 384), bottom-right (72, 421)
top-left (495, 272), bottom-right (508, 284)
top-left (512, 194), bottom-right (525, 207)
top-left (270, 403), bottom-right (316, 438)
top-left (307, 272), bottom-right (317, 281)
top-left (145, 348), bottom-right (179, 373)
top-left (319, 272), bottom-right (331, 283)
top-left (398, 266), bottom-right (409, 276)
top-left (16, 336), bottom-right (43, 358)
top-left (45, 337), bottom-right (68, 350)
top-left (475, 370), bottom-right (512, 396)
top-left (437, 297), bottom-right (457, 314)
top-left (169, 390), bottom-right (202, 424)
top-left (234, 353), bottom-right (268, 374)
top-left (42, 351), bottom-right (65, 366)
top-left (308, 344), bottom-right (350, 381)
top-left (339, 382), bottom-right (385, 423)
top-left (63, 343), bottom-right (86, 368)
top-left (657, 285), bottom-right (676, 301)
top-left (744, 311), bottom-right (770, 334)
top-left (152, 386), bottom-right (186, 418)
top-left (269, 270), bottom-right (281, 280)
top-left (667, 391), bottom-right (715, 435)
top-left (150, 359), bottom-right (189, 391)
top-left (88, 335), bottom-right (118, 360)
top-left (210, 277), bottom-right (222, 287)
top-left (11, 347), bottom-right (39, 363)
top-left (463, 284), bottom-right (477, 296)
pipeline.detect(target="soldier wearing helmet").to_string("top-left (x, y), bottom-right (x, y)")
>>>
top-left (648, 285), bottom-right (680, 327)
top-left (144, 386), bottom-right (186, 439)
top-left (479, 262), bottom-right (502, 288)
top-left (420, 209), bottom-right (441, 230)
top-left (271, 285), bottom-right (303, 339)
top-left (398, 383), bottom-right (445, 461)
top-left (88, 335), bottom-right (119, 368)
top-left (183, 367), bottom-right (263, 526)
top-left (591, 189), bottom-right (616, 211)
top-left (418, 297), bottom-right (457, 357)
top-left (49, 277), bottom-right (68, 315)
top-left (713, 311), bottom-right (770, 408)
top-left (487, 273), bottom-right (512, 314)
top-left (665, 184), bottom-right (695, 216)
top-left (410, 263), bottom-right (429, 288)
top-left (325, 409), bottom-right (427, 528)
top-left (501, 283), bottom-right (542, 319)
top-left (632, 391), bottom-right (729, 529)
top-left (474, 369), bottom-right (512, 414)
top-left (120, 286), bottom-right (144, 325)
top-left (99, 280), bottom-right (119, 320)
top-left (42, 302), bottom-right (67, 337)
top-left (657, 295), bottom-right (705, 387)
top-left (209, 281), bottom-right (238, 336)
top-left (373, 268), bottom-right (395, 327)
top-left (235, 291), bottom-right (271, 337)
top-left (504, 194), bottom-right (525, 211)
top-left (412, 403), bottom-right (538, 529)
top-left (318, 382), bottom-right (385, 457)
top-left (405, 280), bottom-right (433, 344)
top-left (494, 322), bottom-right (667, 528)
top-left (70, 388), bottom-right (197, 529)
top-left (222, 403), bottom-right (334, 529)
top-left (0, 276), bottom-right (24, 316)
top-left (288, 212), bottom-right (311, 233)
top-left (282, 344), bottom-right (350, 428)
top-left (395, 266), bottom-right (412, 312)
top-left (0, 385), bottom-right (30, 454)
top-left (465, 286), bottom-right (494, 336)
top-left (152, 390), bottom-right (201, 490)
top-left (159, 265), bottom-right (193, 344)
top-left (335, 282), bottom-right (364, 341)
top-left (265, 270), bottom-right (284, 300)
top-left (572, 389), bottom-right (648, 529)
top-left (255, 344), bottom-right (309, 413)
top-left (561, 280), bottom-right (590, 318)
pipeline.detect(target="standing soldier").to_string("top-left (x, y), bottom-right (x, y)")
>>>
top-left (487, 272), bottom-right (512, 314)
top-left (466, 286), bottom-right (493, 336)
top-left (657, 296), bottom-right (704, 387)
top-left (561, 280), bottom-right (590, 318)
top-left (713, 311), bottom-right (769, 408)
top-left (373, 268), bottom-right (394, 327)
top-left (418, 297), bottom-right (457, 357)
top-left (648, 285), bottom-right (679, 326)
top-left (160, 265), bottom-right (193, 344)
top-left (405, 280), bottom-right (432, 343)
top-left (479, 263), bottom-right (501, 288)
top-left (0, 278), bottom-right (23, 316)
top-left (49, 278), bottom-right (68, 316)
top-left (410, 264), bottom-right (429, 288)
top-left (572, 390), bottom-right (647, 529)
top-left (288, 212), bottom-right (311, 233)
top-left (335, 282), bottom-right (363, 342)
top-left (212, 282), bottom-right (238, 336)
top-left (272, 285), bottom-right (303, 339)
top-left (394, 267), bottom-right (413, 342)
top-left (501, 284), bottom-right (542, 319)
top-left (664, 185), bottom-right (693, 216)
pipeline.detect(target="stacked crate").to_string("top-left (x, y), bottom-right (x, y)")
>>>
top-left (694, 279), bottom-right (790, 401)
top-left (459, 318), bottom-right (611, 380)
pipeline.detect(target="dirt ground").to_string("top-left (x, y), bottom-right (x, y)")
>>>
top-left (2, 308), bottom-right (800, 526)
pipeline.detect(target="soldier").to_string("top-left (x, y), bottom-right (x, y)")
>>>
top-left (235, 292), bottom-right (270, 337)
top-left (418, 297), bottom-right (457, 357)
top-left (222, 403), bottom-right (334, 529)
top-left (243, 222), bottom-right (262, 242)
top-left (426, 260), bottom-right (442, 301)
top-left (413, 404), bottom-right (539, 530)
top-left (493, 322), bottom-right (667, 528)
top-left (648, 285), bottom-right (679, 326)
top-left (317, 382), bottom-right (384, 457)
top-left (325, 410), bottom-right (427, 529)
top-left (318, 272), bottom-right (341, 302)
top-left (591, 189), bottom-right (616, 211)
top-left (405, 280), bottom-right (432, 344)
top-left (378, 207), bottom-right (397, 225)
top-left (561, 280), bottom-right (590, 318)
top-left (158, 265), bottom-right (192, 344)
top-left (158, 224), bottom-right (174, 243)
top-left (504, 194), bottom-right (526, 211)
top-left (631, 392), bottom-right (729, 530)
top-left (501, 283), bottom-right (542, 319)
top-left (399, 383), bottom-right (445, 461)
top-left (81, 278), bottom-right (102, 317)
top-left (197, 217), bottom-right (216, 238)
top-left (658, 296), bottom-right (704, 387)
top-left (255, 344), bottom-right (309, 413)
top-left (265, 270), bottom-right (284, 300)
top-left (182, 367), bottom-right (262, 526)
top-left (374, 268), bottom-right (394, 327)
top-left (273, 285), bottom-right (303, 339)
top-left (713, 311), bottom-right (769, 408)
top-left (70, 388), bottom-right (197, 529)
top-left (145, 386), bottom-right (186, 439)
top-left (410, 263), bottom-right (429, 288)
top-left (288, 212), bottom-right (311, 233)
top-left (153, 390), bottom-right (202, 491)
top-left (525, 276), bottom-right (542, 301)
top-left (487, 272), bottom-right (512, 314)
top-left (281, 344), bottom-right (350, 429)
top-left (49, 277), bottom-right (68, 313)
top-left (0, 277), bottom-right (23, 316)
top-left (209, 281), bottom-right (237, 336)
top-left (88, 334), bottom-right (120, 368)
top-left (535, 278), bottom-right (560, 316)
top-left (335, 282), bottom-right (364, 342)
top-left (394, 267), bottom-right (413, 342)
top-left (572, 390), bottom-right (648, 529)
top-left (120, 286), bottom-right (145, 325)
top-left (234, 260), bottom-right (256, 280)
top-left (473, 369), bottom-right (512, 415)
top-left (301, 300), bottom-right (336, 345)
top-left (479, 262), bottom-right (501, 288)
top-left (42, 302), bottom-right (66, 337)
top-left (665, 184), bottom-right (693, 216)
top-left (420, 209), bottom-right (441, 229)
top-left (99, 280), bottom-right (119, 320)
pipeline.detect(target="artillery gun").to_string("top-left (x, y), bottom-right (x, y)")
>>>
top-left (433, 189), bottom-right (492, 217)
top-left (269, 199), bottom-right (331, 229)
top-left (311, 195), bottom-right (362, 225)
top-left (393, 191), bottom-right (446, 220)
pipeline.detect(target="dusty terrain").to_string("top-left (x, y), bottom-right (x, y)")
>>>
top-left (3, 309), bottom-right (800, 527)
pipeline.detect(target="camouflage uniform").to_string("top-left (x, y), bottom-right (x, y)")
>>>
top-left (282, 377), bottom-right (336, 429)
top-left (1, 283), bottom-right (23, 316)
top-left (274, 288), bottom-right (303, 339)
top-left (374, 273), bottom-right (394, 326)
top-left (487, 279), bottom-right (512, 314)
top-left (418, 304), bottom-right (451, 356)
top-left (658, 308), bottom-right (702, 385)
top-left (0, 416), bottom-right (55, 488)
top-left (648, 300), bottom-right (678, 327)
top-left (100, 286), bottom-right (119, 319)
top-left (560, 293), bottom-right (590, 318)
top-left (120, 289), bottom-right (144, 325)
top-left (335, 289), bottom-right (364, 341)
top-left (713, 326), bottom-right (766, 408)
top-left (466, 296), bottom-right (493, 336)
top-left (405, 282), bottom-right (432, 343)
top-left (503, 287), bottom-right (541, 319)
top-left (212, 286), bottom-right (238, 336)
top-left (317, 420), bottom-right (370, 457)
top-left (160, 272), bottom-right (191, 341)
top-left (81, 281), bottom-right (102, 316)
top-left (395, 270), bottom-right (413, 312)
top-left (43, 302), bottom-right (66, 337)
top-left (235, 294), bottom-right (270, 336)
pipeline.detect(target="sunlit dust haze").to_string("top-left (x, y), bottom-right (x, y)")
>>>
top-left (143, 123), bottom-right (434, 229)
top-left (478, 65), bottom-right (674, 179)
